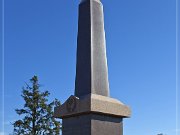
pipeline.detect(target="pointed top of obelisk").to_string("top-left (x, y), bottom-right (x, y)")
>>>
top-left (75, 0), bottom-right (109, 97)
top-left (81, 0), bottom-right (100, 1)
top-left (80, 0), bottom-right (101, 4)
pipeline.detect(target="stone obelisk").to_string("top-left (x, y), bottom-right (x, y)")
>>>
top-left (54, 0), bottom-right (131, 134)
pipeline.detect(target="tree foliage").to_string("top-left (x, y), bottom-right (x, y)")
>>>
top-left (13, 76), bottom-right (61, 135)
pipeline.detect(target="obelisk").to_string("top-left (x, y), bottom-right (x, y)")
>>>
top-left (54, 0), bottom-right (131, 134)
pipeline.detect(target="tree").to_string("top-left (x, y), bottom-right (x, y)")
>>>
top-left (13, 76), bottom-right (61, 135)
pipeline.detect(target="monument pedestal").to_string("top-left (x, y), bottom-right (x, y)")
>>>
top-left (54, 94), bottom-right (130, 135)
top-left (62, 114), bottom-right (123, 135)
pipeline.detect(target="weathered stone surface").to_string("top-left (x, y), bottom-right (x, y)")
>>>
top-left (54, 94), bottom-right (131, 118)
top-left (75, 0), bottom-right (109, 97)
top-left (62, 114), bottom-right (123, 135)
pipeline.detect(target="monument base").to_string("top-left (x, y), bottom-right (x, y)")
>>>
top-left (54, 94), bottom-right (130, 118)
top-left (62, 113), bottom-right (123, 135)
top-left (54, 94), bottom-right (130, 135)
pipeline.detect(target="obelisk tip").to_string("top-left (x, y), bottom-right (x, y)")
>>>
top-left (80, 0), bottom-right (101, 2)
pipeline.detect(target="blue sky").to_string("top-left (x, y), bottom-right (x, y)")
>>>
top-left (1, 0), bottom-right (179, 135)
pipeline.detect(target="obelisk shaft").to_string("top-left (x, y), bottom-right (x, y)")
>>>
top-left (75, 0), bottom-right (109, 97)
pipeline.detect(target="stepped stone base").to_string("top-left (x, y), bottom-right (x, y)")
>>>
top-left (54, 94), bottom-right (130, 135)
top-left (54, 94), bottom-right (130, 118)
top-left (62, 114), bottom-right (123, 135)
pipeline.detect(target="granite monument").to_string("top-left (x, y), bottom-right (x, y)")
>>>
top-left (54, 0), bottom-right (131, 134)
